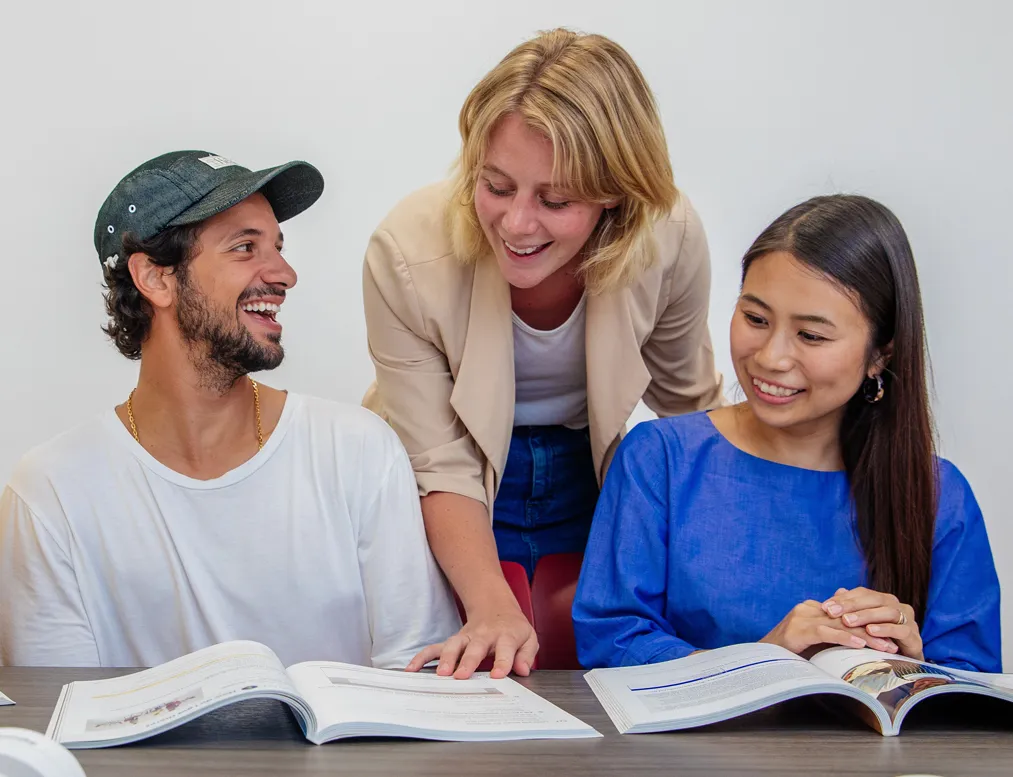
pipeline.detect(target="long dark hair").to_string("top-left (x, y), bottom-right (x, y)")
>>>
top-left (742, 195), bottom-right (935, 622)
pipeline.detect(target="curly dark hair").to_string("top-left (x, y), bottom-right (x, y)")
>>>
top-left (101, 224), bottom-right (204, 359)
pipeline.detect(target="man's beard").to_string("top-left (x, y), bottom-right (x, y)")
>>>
top-left (175, 269), bottom-right (285, 394)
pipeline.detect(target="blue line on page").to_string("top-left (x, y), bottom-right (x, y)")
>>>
top-left (629, 658), bottom-right (799, 692)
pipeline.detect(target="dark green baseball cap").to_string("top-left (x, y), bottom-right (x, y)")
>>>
top-left (94, 150), bottom-right (324, 269)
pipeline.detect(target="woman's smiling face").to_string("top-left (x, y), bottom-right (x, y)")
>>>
top-left (731, 250), bottom-right (883, 432)
top-left (473, 113), bottom-right (609, 290)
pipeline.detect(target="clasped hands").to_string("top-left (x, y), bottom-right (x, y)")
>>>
top-left (761, 586), bottom-right (924, 661)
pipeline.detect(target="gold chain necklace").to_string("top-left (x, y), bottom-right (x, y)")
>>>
top-left (126, 379), bottom-right (264, 450)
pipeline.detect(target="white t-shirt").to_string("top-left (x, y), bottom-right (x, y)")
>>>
top-left (0, 393), bottom-right (460, 669)
top-left (512, 293), bottom-right (589, 428)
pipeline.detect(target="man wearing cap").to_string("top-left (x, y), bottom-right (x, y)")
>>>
top-left (0, 151), bottom-right (460, 668)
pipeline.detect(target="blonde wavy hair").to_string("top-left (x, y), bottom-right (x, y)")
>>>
top-left (447, 28), bottom-right (678, 294)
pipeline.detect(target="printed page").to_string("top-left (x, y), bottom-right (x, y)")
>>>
top-left (0, 727), bottom-right (87, 777)
top-left (810, 647), bottom-right (1002, 723)
top-left (286, 661), bottom-right (600, 741)
top-left (0, 689), bottom-right (13, 706)
top-left (47, 641), bottom-right (305, 747)
top-left (962, 672), bottom-right (1013, 690)
top-left (584, 643), bottom-right (850, 733)
top-left (946, 666), bottom-right (1013, 691)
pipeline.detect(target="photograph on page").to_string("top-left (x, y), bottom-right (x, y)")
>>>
top-left (810, 647), bottom-right (998, 721)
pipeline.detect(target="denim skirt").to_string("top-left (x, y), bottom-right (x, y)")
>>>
top-left (492, 425), bottom-right (600, 579)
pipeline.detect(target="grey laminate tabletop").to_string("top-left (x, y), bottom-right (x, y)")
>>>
top-left (1, 667), bottom-right (1010, 776)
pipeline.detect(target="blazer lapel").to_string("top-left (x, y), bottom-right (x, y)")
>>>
top-left (450, 255), bottom-right (515, 486)
top-left (585, 288), bottom-right (650, 482)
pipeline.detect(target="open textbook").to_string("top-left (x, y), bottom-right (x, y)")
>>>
top-left (46, 640), bottom-right (599, 749)
top-left (585, 643), bottom-right (1013, 736)
top-left (0, 728), bottom-right (86, 777)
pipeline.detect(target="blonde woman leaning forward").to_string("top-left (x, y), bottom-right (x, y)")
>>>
top-left (363, 29), bottom-right (724, 679)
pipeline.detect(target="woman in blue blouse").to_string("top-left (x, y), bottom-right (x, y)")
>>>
top-left (572, 194), bottom-right (1001, 673)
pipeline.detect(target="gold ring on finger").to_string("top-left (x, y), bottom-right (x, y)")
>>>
top-left (896, 611), bottom-right (907, 626)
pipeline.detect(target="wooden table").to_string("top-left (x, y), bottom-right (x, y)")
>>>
top-left (1, 667), bottom-right (1011, 776)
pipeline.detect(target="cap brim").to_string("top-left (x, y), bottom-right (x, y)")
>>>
top-left (167, 161), bottom-right (324, 227)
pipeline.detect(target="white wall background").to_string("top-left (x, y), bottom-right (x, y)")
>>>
top-left (1, 0), bottom-right (1010, 663)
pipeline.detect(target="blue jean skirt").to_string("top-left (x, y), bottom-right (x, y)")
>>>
top-left (492, 425), bottom-right (600, 579)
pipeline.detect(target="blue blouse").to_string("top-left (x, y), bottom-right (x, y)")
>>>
top-left (572, 412), bottom-right (1002, 672)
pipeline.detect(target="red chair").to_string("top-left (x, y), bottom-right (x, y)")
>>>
top-left (453, 560), bottom-right (536, 671)
top-left (530, 552), bottom-right (585, 669)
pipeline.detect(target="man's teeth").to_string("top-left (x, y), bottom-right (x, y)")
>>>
top-left (242, 302), bottom-right (281, 314)
top-left (504, 240), bottom-right (545, 256)
top-left (753, 378), bottom-right (801, 398)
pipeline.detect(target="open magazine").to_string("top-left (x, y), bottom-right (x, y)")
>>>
top-left (47, 640), bottom-right (600, 749)
top-left (0, 728), bottom-right (86, 777)
top-left (585, 642), bottom-right (1013, 736)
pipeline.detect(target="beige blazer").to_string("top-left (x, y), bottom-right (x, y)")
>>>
top-left (362, 183), bottom-right (724, 513)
